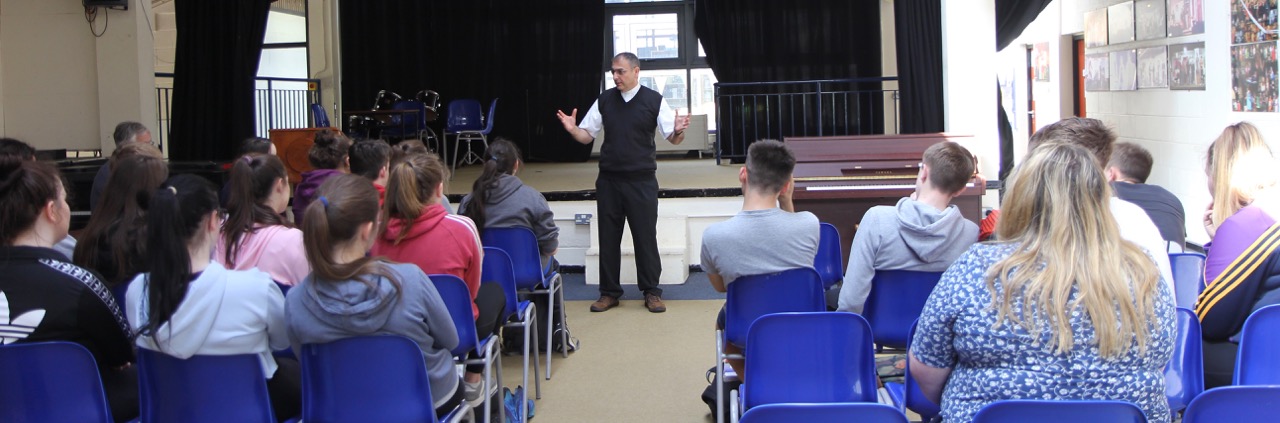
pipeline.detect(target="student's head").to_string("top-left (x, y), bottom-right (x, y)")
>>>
top-left (222, 154), bottom-right (290, 266)
top-left (381, 153), bottom-right (449, 245)
top-left (611, 52), bottom-right (642, 92)
top-left (138, 174), bottom-right (220, 340)
top-left (348, 139), bottom-right (392, 182)
top-left (462, 138), bottom-right (521, 232)
top-left (239, 137), bottom-right (276, 156)
top-left (113, 121), bottom-right (151, 147)
top-left (309, 129), bottom-right (351, 170)
top-left (920, 141), bottom-right (975, 195)
top-left (390, 140), bottom-right (429, 166)
top-left (73, 154), bottom-right (169, 282)
top-left (0, 138), bottom-right (36, 160)
top-left (0, 156), bottom-right (69, 246)
top-left (1027, 117), bottom-right (1116, 166)
top-left (741, 139), bottom-right (795, 196)
top-left (1206, 121), bottom-right (1276, 227)
top-left (302, 174), bottom-right (400, 290)
top-left (1106, 142), bottom-right (1155, 183)
top-left (109, 142), bottom-right (163, 172)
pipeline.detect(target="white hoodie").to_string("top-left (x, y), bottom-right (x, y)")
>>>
top-left (126, 262), bottom-right (290, 377)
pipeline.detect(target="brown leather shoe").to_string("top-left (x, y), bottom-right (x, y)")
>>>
top-left (644, 293), bottom-right (667, 313)
top-left (590, 296), bottom-right (620, 312)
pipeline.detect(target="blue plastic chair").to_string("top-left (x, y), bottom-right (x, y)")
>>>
top-left (1182, 385), bottom-right (1280, 422)
top-left (739, 403), bottom-right (908, 423)
top-left (444, 99), bottom-right (486, 176)
top-left (1166, 307), bottom-right (1204, 412)
top-left (481, 247), bottom-right (541, 422)
top-left (136, 348), bottom-right (277, 423)
top-left (862, 269), bottom-right (944, 351)
top-left (430, 274), bottom-right (502, 423)
top-left (734, 312), bottom-right (879, 418)
top-left (299, 335), bottom-right (462, 423)
top-left (971, 400), bottom-right (1147, 423)
top-left (0, 341), bottom-right (115, 423)
top-left (310, 103), bottom-right (330, 128)
top-left (815, 223), bottom-right (843, 290)
top-left (480, 227), bottom-right (566, 380)
top-left (884, 320), bottom-right (940, 422)
top-left (1235, 304), bottom-right (1280, 385)
top-left (1169, 252), bottom-right (1206, 309)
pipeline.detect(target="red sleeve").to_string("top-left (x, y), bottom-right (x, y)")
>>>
top-left (979, 210), bottom-right (1000, 241)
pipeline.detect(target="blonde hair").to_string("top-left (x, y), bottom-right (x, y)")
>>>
top-left (992, 142), bottom-right (1159, 358)
top-left (379, 153), bottom-right (448, 245)
top-left (1207, 122), bottom-right (1276, 227)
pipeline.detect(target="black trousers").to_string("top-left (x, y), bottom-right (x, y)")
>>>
top-left (1204, 339), bottom-right (1239, 389)
top-left (102, 365), bottom-right (139, 423)
top-left (468, 282), bottom-right (506, 373)
top-left (596, 175), bottom-right (662, 298)
top-left (267, 356), bottom-right (302, 422)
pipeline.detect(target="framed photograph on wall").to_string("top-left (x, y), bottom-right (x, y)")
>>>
top-left (1085, 53), bottom-right (1110, 91)
top-left (1033, 42), bottom-right (1051, 81)
top-left (1135, 0), bottom-right (1165, 41)
top-left (1169, 42), bottom-right (1206, 90)
top-left (1085, 8), bottom-right (1109, 47)
top-left (1111, 50), bottom-right (1138, 91)
top-left (1108, 1), bottom-right (1135, 44)
top-left (1231, 41), bottom-right (1278, 112)
top-left (1231, 0), bottom-right (1278, 44)
top-left (1138, 46), bottom-right (1168, 88)
top-left (1167, 0), bottom-right (1204, 37)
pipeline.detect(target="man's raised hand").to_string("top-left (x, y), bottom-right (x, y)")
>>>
top-left (674, 109), bottom-right (690, 133)
top-left (556, 108), bottom-right (579, 133)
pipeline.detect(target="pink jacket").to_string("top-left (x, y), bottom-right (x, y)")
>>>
top-left (214, 225), bottom-right (310, 286)
top-left (373, 203), bottom-right (483, 319)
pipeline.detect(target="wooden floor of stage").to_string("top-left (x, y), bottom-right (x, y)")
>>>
top-left (444, 157), bottom-right (743, 196)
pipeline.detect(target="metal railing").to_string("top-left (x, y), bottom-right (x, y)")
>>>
top-left (713, 77), bottom-right (899, 164)
top-left (154, 73), bottom-right (323, 149)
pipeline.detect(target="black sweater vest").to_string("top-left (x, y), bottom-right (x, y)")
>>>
top-left (598, 86), bottom-right (663, 176)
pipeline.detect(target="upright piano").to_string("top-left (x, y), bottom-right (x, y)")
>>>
top-left (788, 133), bottom-right (984, 267)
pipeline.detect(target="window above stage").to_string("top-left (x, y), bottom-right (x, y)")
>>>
top-left (604, 0), bottom-right (718, 130)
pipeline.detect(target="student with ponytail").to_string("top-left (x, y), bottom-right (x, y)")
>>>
top-left (374, 153), bottom-right (505, 404)
top-left (126, 175), bottom-right (300, 421)
top-left (215, 154), bottom-right (309, 286)
top-left (74, 153), bottom-right (169, 288)
top-left (293, 130), bottom-right (351, 224)
top-left (287, 174), bottom-right (463, 417)
top-left (459, 138), bottom-right (559, 269)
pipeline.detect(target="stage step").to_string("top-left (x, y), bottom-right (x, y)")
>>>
top-left (585, 215), bottom-right (689, 286)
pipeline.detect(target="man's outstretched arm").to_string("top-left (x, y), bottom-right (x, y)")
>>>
top-left (556, 108), bottom-right (595, 145)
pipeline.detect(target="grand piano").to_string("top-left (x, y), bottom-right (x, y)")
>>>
top-left (788, 133), bottom-right (984, 266)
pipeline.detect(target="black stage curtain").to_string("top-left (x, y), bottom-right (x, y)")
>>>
top-left (168, 0), bottom-right (272, 162)
top-left (338, 1), bottom-right (604, 162)
top-left (995, 0), bottom-right (1054, 182)
top-left (894, 0), bottom-right (945, 134)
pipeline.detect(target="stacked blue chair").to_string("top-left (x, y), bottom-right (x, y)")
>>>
top-left (1234, 304), bottom-right (1280, 385)
top-left (814, 223), bottom-right (843, 290)
top-left (481, 226), bottom-right (567, 380)
top-left (1168, 252), bottom-right (1206, 308)
top-left (380, 100), bottom-right (427, 142)
top-left (430, 274), bottom-right (502, 423)
top-left (971, 400), bottom-right (1147, 423)
top-left (884, 321), bottom-right (940, 422)
top-left (862, 270), bottom-right (944, 351)
top-left (1166, 308), bottom-right (1203, 413)
top-left (310, 103), bottom-right (331, 128)
top-left (739, 403), bottom-right (908, 423)
top-left (135, 349), bottom-right (279, 423)
top-left (299, 335), bottom-right (463, 423)
top-left (482, 246), bottom-right (541, 423)
top-left (444, 99), bottom-right (486, 177)
top-left (1182, 385), bottom-right (1280, 422)
top-left (0, 341), bottom-right (115, 423)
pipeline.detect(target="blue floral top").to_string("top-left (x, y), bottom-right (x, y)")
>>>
top-left (910, 243), bottom-right (1176, 423)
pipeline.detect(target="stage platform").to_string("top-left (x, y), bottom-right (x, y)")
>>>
top-left (444, 157), bottom-right (743, 200)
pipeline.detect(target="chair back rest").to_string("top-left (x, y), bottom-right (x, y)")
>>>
top-left (863, 269), bottom-right (944, 349)
top-left (482, 246), bottom-right (519, 320)
top-left (815, 222), bottom-right (843, 289)
top-left (744, 312), bottom-right (879, 408)
top-left (311, 103), bottom-right (331, 128)
top-left (1182, 385), bottom-right (1280, 422)
top-left (724, 268), bottom-right (825, 347)
top-left (389, 100), bottom-right (425, 130)
top-left (428, 274), bottom-right (482, 357)
top-left (482, 98), bottom-right (499, 133)
top-left (299, 335), bottom-right (439, 423)
top-left (1235, 304), bottom-right (1280, 385)
top-left (740, 403), bottom-right (908, 423)
top-left (0, 341), bottom-right (113, 423)
top-left (446, 99), bottom-right (484, 132)
top-left (971, 400), bottom-right (1147, 423)
top-left (136, 348), bottom-right (275, 423)
top-left (481, 227), bottom-right (547, 291)
top-left (1169, 252), bottom-right (1206, 308)
top-left (902, 320), bottom-right (940, 419)
top-left (1166, 307), bottom-right (1204, 411)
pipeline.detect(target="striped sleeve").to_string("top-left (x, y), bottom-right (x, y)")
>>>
top-left (1195, 223), bottom-right (1280, 340)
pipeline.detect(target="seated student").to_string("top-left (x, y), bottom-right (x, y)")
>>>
top-left (1106, 142), bottom-right (1187, 251)
top-left (293, 130), bottom-right (351, 224)
top-left (74, 152), bottom-right (169, 288)
top-left (126, 175), bottom-right (299, 421)
top-left (837, 141), bottom-right (979, 313)
top-left (700, 139), bottom-right (820, 380)
top-left (92, 122), bottom-right (151, 212)
top-left (389, 141), bottom-right (455, 213)
top-left (0, 156), bottom-right (138, 422)
top-left (221, 137), bottom-right (277, 208)
top-left (373, 153), bottom-right (504, 404)
top-left (1196, 122), bottom-right (1280, 389)
top-left (348, 139), bottom-right (392, 203)
top-left (286, 174), bottom-right (463, 419)
top-left (215, 154), bottom-right (309, 286)
top-left (910, 142), bottom-right (1174, 423)
top-left (0, 137), bottom-right (78, 260)
top-left (458, 138), bottom-right (559, 270)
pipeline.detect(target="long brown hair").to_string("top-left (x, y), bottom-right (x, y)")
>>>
top-left (0, 156), bottom-right (63, 245)
top-left (1206, 122), bottom-right (1276, 227)
top-left (302, 174), bottom-right (400, 291)
top-left (74, 154), bottom-right (169, 285)
top-left (379, 153), bottom-right (448, 245)
top-left (462, 138), bottom-right (520, 232)
top-left (221, 154), bottom-right (289, 267)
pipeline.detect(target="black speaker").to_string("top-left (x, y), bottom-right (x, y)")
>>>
top-left (83, 0), bottom-right (128, 9)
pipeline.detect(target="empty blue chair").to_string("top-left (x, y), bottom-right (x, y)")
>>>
top-left (300, 335), bottom-right (461, 423)
top-left (884, 320), bottom-right (940, 422)
top-left (739, 403), bottom-right (908, 423)
top-left (1166, 307), bottom-right (1204, 412)
top-left (311, 103), bottom-right (331, 128)
top-left (0, 341), bottom-right (114, 423)
top-left (136, 349), bottom-right (277, 423)
top-left (481, 226), bottom-right (566, 380)
top-left (1169, 252), bottom-right (1206, 309)
top-left (453, 98), bottom-right (497, 176)
top-left (430, 274), bottom-right (502, 423)
top-left (815, 222), bottom-right (843, 290)
top-left (482, 246), bottom-right (541, 422)
top-left (1182, 385), bottom-right (1280, 422)
top-left (1235, 304), bottom-right (1280, 385)
top-left (862, 269), bottom-right (944, 351)
top-left (444, 99), bottom-right (485, 176)
top-left (971, 400), bottom-right (1147, 423)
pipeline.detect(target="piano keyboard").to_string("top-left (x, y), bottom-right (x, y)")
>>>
top-left (804, 182), bottom-right (974, 191)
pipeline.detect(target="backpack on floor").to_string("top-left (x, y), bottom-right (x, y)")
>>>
top-left (503, 290), bottom-right (579, 355)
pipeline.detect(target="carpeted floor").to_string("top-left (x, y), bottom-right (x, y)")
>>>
top-left (561, 271), bottom-right (725, 301)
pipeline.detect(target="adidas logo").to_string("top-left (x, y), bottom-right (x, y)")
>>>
top-left (0, 290), bottom-right (45, 344)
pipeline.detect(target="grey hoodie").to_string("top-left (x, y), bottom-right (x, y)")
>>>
top-left (458, 174), bottom-right (559, 255)
top-left (837, 197), bottom-right (978, 313)
top-left (285, 262), bottom-right (460, 408)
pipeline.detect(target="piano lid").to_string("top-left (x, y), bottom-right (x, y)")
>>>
top-left (787, 133), bottom-right (974, 179)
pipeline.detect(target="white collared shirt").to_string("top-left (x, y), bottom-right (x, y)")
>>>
top-left (578, 84), bottom-right (677, 140)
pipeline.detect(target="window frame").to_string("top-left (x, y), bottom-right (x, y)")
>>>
top-left (604, 0), bottom-right (716, 129)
